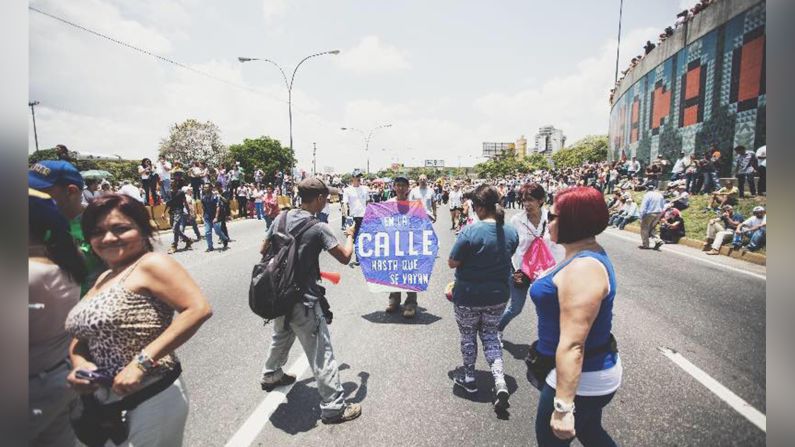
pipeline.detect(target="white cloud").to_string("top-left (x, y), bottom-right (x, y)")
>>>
top-left (262, 0), bottom-right (286, 22)
top-left (472, 27), bottom-right (657, 147)
top-left (336, 36), bottom-right (411, 75)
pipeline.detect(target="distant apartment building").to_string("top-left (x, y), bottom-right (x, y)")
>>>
top-left (534, 126), bottom-right (566, 154)
top-left (482, 142), bottom-right (515, 159)
top-left (515, 135), bottom-right (528, 157)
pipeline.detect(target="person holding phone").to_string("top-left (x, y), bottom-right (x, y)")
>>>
top-left (65, 194), bottom-right (212, 446)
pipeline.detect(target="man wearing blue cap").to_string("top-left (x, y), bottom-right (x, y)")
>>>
top-left (29, 160), bottom-right (104, 294)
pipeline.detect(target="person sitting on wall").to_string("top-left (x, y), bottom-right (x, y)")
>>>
top-left (644, 40), bottom-right (656, 55)
top-left (667, 184), bottom-right (690, 211)
top-left (732, 206), bottom-right (766, 252)
top-left (704, 204), bottom-right (744, 255)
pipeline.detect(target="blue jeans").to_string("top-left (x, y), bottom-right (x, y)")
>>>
top-left (536, 383), bottom-right (617, 447)
top-left (498, 278), bottom-right (530, 331)
top-left (171, 213), bottom-right (190, 247)
top-left (264, 215), bottom-right (274, 230)
top-left (255, 202), bottom-right (264, 220)
top-left (736, 173), bottom-right (756, 197)
top-left (734, 227), bottom-right (766, 251)
top-left (160, 178), bottom-right (171, 202)
top-left (204, 217), bottom-right (228, 249)
top-left (617, 215), bottom-right (637, 230)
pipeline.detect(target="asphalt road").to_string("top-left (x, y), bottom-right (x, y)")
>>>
top-left (155, 204), bottom-right (766, 447)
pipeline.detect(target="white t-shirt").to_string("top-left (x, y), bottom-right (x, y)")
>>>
top-left (742, 215), bottom-right (766, 229)
top-left (155, 161), bottom-right (171, 180)
top-left (343, 185), bottom-right (369, 217)
top-left (409, 186), bottom-right (435, 216)
top-left (119, 184), bottom-right (144, 202)
top-left (546, 356), bottom-right (623, 397)
top-left (509, 209), bottom-right (564, 270)
top-left (448, 190), bottom-right (463, 208)
top-left (756, 146), bottom-right (766, 168)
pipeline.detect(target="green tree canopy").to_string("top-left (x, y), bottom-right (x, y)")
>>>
top-left (550, 135), bottom-right (608, 169)
top-left (228, 136), bottom-right (296, 184)
top-left (474, 149), bottom-right (546, 178)
top-left (159, 119), bottom-right (228, 166)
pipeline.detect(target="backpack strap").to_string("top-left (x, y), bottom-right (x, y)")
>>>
top-left (289, 216), bottom-right (319, 241)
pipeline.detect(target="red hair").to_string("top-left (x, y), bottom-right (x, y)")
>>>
top-left (553, 187), bottom-right (609, 244)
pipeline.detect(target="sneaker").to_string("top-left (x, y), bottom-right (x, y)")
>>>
top-left (184, 239), bottom-right (193, 250)
top-left (260, 373), bottom-right (296, 391)
top-left (205, 248), bottom-right (215, 252)
top-left (494, 381), bottom-right (510, 411)
top-left (706, 249), bottom-right (719, 255)
top-left (402, 303), bottom-right (416, 319)
top-left (321, 403), bottom-right (362, 425)
top-left (638, 245), bottom-right (651, 250)
top-left (453, 374), bottom-right (478, 394)
top-left (222, 239), bottom-right (229, 249)
top-left (167, 245), bottom-right (177, 254)
top-left (653, 241), bottom-right (664, 250)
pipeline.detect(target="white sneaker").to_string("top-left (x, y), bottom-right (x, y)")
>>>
top-left (498, 331), bottom-right (504, 348)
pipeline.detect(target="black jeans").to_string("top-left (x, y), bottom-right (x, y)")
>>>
top-left (736, 173), bottom-right (756, 197)
top-left (141, 178), bottom-right (157, 205)
top-left (352, 217), bottom-right (364, 262)
top-left (190, 178), bottom-right (203, 200)
top-left (757, 165), bottom-right (766, 195)
top-left (535, 383), bottom-right (617, 446)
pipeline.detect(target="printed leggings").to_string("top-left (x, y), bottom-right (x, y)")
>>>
top-left (454, 303), bottom-right (507, 384)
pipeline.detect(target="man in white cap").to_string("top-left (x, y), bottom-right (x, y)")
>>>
top-left (342, 170), bottom-right (369, 266)
top-left (733, 206), bottom-right (766, 252)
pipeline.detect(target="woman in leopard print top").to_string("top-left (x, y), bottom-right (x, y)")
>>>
top-left (65, 194), bottom-right (212, 446)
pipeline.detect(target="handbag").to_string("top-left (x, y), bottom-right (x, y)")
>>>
top-left (69, 364), bottom-right (181, 446)
top-left (520, 221), bottom-right (556, 282)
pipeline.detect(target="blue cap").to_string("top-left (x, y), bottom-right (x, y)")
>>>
top-left (29, 160), bottom-right (84, 190)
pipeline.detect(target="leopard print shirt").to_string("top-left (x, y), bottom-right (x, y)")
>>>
top-left (65, 279), bottom-right (179, 377)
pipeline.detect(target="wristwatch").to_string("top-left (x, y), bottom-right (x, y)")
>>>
top-left (136, 351), bottom-right (158, 373)
top-left (553, 398), bottom-right (575, 414)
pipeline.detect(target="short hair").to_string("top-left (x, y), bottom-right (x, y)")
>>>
top-left (519, 182), bottom-right (546, 201)
top-left (81, 193), bottom-right (156, 251)
top-left (553, 187), bottom-right (609, 244)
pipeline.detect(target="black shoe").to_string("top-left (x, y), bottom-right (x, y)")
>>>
top-left (494, 382), bottom-right (510, 411)
top-left (260, 373), bottom-right (296, 391)
top-left (638, 245), bottom-right (651, 250)
top-left (205, 248), bottom-right (214, 252)
top-left (222, 239), bottom-right (229, 249)
top-left (653, 241), bottom-right (664, 250)
top-left (453, 375), bottom-right (477, 394)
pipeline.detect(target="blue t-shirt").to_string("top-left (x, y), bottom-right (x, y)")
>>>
top-left (449, 221), bottom-right (519, 307)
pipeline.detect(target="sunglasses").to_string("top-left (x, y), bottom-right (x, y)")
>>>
top-left (548, 212), bottom-right (558, 222)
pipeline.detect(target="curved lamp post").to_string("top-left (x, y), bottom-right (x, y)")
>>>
top-left (340, 123), bottom-right (392, 174)
top-left (238, 50), bottom-right (340, 153)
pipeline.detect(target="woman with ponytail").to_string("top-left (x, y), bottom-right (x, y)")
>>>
top-left (448, 184), bottom-right (519, 412)
top-left (29, 189), bottom-right (87, 446)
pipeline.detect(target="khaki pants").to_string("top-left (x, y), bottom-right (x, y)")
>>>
top-left (706, 219), bottom-right (725, 240)
top-left (640, 212), bottom-right (662, 248)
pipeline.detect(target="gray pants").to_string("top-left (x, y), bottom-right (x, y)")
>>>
top-left (262, 303), bottom-right (346, 419)
top-left (640, 212), bottom-right (662, 248)
top-left (29, 361), bottom-right (76, 447)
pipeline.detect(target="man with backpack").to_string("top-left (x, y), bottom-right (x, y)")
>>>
top-left (257, 177), bottom-right (361, 424)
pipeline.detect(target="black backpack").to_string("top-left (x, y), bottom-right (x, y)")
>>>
top-left (249, 212), bottom-right (318, 320)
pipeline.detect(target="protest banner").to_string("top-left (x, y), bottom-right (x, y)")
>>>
top-left (357, 201), bottom-right (439, 293)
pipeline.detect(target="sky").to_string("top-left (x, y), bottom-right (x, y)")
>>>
top-left (28, 0), bottom-right (700, 173)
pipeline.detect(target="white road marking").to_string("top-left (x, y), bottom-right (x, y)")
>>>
top-left (601, 229), bottom-right (766, 281)
top-left (224, 356), bottom-right (310, 447)
top-left (658, 346), bottom-right (766, 432)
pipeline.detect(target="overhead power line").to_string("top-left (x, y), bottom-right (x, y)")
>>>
top-left (28, 5), bottom-right (286, 103)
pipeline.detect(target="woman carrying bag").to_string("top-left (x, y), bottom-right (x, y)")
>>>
top-left (497, 183), bottom-right (563, 344)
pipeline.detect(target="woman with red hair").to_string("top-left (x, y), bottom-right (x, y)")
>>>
top-left (528, 187), bottom-right (621, 446)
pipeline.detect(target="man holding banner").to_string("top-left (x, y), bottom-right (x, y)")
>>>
top-left (354, 175), bottom-right (439, 319)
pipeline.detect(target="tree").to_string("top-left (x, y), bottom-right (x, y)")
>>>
top-left (159, 119), bottom-right (228, 166)
top-left (525, 153), bottom-right (551, 171)
top-left (228, 136), bottom-right (296, 184)
top-left (551, 135), bottom-right (608, 169)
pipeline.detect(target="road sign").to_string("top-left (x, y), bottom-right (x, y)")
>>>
top-left (356, 201), bottom-right (439, 293)
top-left (424, 159), bottom-right (445, 168)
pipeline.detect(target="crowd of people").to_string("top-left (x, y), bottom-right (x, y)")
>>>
top-left (29, 136), bottom-right (767, 445)
top-left (610, 0), bottom-right (719, 103)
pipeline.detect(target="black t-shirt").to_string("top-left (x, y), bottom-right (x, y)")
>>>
top-left (167, 190), bottom-right (186, 215)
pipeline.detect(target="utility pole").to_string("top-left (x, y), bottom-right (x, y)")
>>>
top-left (29, 101), bottom-right (40, 152)
top-left (312, 142), bottom-right (317, 176)
top-left (614, 0), bottom-right (624, 84)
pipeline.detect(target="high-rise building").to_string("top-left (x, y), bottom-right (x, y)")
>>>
top-left (534, 126), bottom-right (566, 154)
top-left (482, 142), bottom-right (515, 159)
top-left (515, 135), bottom-right (528, 157)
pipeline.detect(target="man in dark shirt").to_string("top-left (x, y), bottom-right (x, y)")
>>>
top-left (162, 179), bottom-right (193, 254)
top-left (200, 183), bottom-right (229, 251)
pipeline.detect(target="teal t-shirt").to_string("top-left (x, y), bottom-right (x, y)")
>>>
top-left (449, 221), bottom-right (519, 307)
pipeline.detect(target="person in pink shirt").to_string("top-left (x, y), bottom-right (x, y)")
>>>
top-left (263, 185), bottom-right (280, 229)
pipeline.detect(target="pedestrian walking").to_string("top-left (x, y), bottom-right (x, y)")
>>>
top-left (638, 185), bottom-right (665, 250)
top-left (200, 184), bottom-right (229, 252)
top-left (528, 186), bottom-right (621, 446)
top-left (384, 175), bottom-right (420, 318)
top-left (65, 193), bottom-right (212, 447)
top-left (162, 180), bottom-right (193, 254)
top-left (342, 170), bottom-right (369, 266)
top-left (448, 184), bottom-right (519, 412)
top-left (258, 178), bottom-right (362, 424)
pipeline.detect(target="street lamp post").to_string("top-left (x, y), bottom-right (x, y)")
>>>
top-left (29, 101), bottom-right (40, 152)
top-left (238, 50), bottom-right (340, 155)
top-left (340, 123), bottom-right (392, 174)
